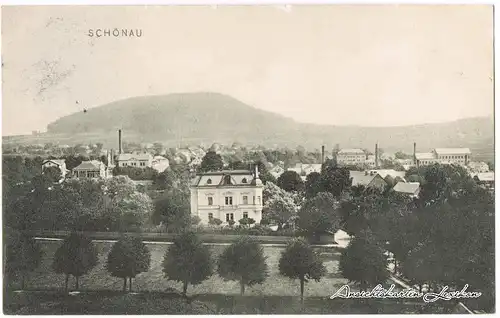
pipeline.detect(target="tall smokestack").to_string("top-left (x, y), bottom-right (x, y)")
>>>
top-left (413, 142), bottom-right (417, 166)
top-left (321, 145), bottom-right (325, 164)
top-left (118, 129), bottom-right (122, 154)
top-left (375, 143), bottom-right (379, 168)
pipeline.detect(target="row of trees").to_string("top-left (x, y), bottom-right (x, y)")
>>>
top-left (6, 232), bottom-right (326, 302)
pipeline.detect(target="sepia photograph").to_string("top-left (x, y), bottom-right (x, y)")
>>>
top-left (1, 4), bottom-right (495, 314)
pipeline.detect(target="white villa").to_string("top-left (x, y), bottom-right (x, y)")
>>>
top-left (190, 167), bottom-right (264, 225)
top-left (415, 148), bottom-right (471, 167)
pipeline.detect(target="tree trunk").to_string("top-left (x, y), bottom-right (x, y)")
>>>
top-left (21, 273), bottom-right (26, 290)
top-left (182, 280), bottom-right (188, 297)
top-left (123, 277), bottom-right (127, 292)
top-left (64, 274), bottom-right (69, 292)
top-left (129, 277), bottom-right (132, 292)
top-left (75, 276), bottom-right (79, 290)
top-left (240, 279), bottom-right (245, 296)
top-left (300, 276), bottom-right (305, 304)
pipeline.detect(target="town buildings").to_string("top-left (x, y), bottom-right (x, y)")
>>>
top-left (349, 170), bottom-right (388, 191)
top-left (41, 159), bottom-right (68, 178)
top-left (414, 147), bottom-right (471, 167)
top-left (393, 182), bottom-right (421, 198)
top-left (73, 160), bottom-right (108, 178)
top-left (116, 152), bottom-right (153, 168)
top-left (190, 168), bottom-right (264, 225)
top-left (337, 148), bottom-right (366, 166)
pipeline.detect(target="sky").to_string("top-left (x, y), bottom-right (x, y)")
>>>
top-left (2, 5), bottom-right (494, 136)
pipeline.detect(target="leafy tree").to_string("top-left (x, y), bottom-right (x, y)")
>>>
top-left (278, 238), bottom-right (326, 302)
top-left (152, 169), bottom-right (176, 190)
top-left (208, 218), bottom-right (223, 226)
top-left (394, 151), bottom-right (412, 160)
top-left (228, 219), bottom-right (235, 227)
top-left (277, 170), bottom-right (304, 192)
top-left (320, 160), bottom-right (352, 197)
top-left (163, 231), bottom-right (213, 296)
top-left (152, 189), bottom-right (190, 232)
top-left (217, 236), bottom-right (269, 295)
top-left (340, 186), bottom-right (386, 236)
top-left (227, 160), bottom-right (248, 170)
top-left (297, 192), bottom-right (341, 240)
top-left (304, 171), bottom-right (323, 198)
top-left (43, 166), bottom-right (62, 182)
top-left (4, 232), bottom-right (43, 289)
top-left (106, 235), bottom-right (151, 292)
top-left (191, 215), bottom-right (201, 226)
top-left (113, 166), bottom-right (159, 181)
top-left (339, 233), bottom-right (389, 291)
top-left (200, 151), bottom-right (224, 172)
top-left (262, 182), bottom-right (298, 230)
top-left (52, 232), bottom-right (98, 291)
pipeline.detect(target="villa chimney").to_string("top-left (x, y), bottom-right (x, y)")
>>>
top-left (375, 143), bottom-right (379, 168)
top-left (321, 145), bottom-right (325, 164)
top-left (118, 129), bottom-right (123, 154)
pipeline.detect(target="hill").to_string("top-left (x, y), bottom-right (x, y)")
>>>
top-left (6, 92), bottom-right (494, 158)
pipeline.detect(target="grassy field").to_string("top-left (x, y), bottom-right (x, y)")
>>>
top-left (18, 241), bottom-right (352, 297)
top-left (6, 240), bottom-right (458, 314)
top-left (4, 290), bottom-right (430, 314)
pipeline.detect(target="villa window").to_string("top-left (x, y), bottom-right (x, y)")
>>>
top-left (242, 196), bottom-right (248, 205)
top-left (226, 213), bottom-right (234, 222)
top-left (243, 212), bottom-right (248, 219)
top-left (225, 196), bottom-right (233, 205)
top-left (208, 213), bottom-right (213, 220)
top-left (208, 197), bottom-right (213, 206)
top-left (257, 196), bottom-right (261, 205)
top-left (207, 178), bottom-right (212, 185)
top-left (242, 178), bottom-right (247, 184)
top-left (140, 162), bottom-right (146, 166)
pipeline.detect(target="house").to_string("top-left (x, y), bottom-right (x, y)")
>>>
top-left (190, 167), bottom-right (264, 225)
top-left (73, 160), bottom-right (107, 178)
top-left (415, 148), bottom-right (471, 167)
top-left (337, 149), bottom-right (366, 166)
top-left (473, 172), bottom-right (494, 192)
top-left (415, 152), bottom-right (438, 166)
top-left (349, 171), bottom-right (388, 191)
top-left (152, 156), bottom-right (170, 172)
top-left (41, 159), bottom-right (68, 178)
top-left (116, 152), bottom-right (153, 168)
top-left (393, 182), bottom-right (420, 198)
top-left (368, 169), bottom-right (406, 180)
top-left (434, 148), bottom-right (471, 166)
top-left (468, 161), bottom-right (489, 173)
top-left (302, 163), bottom-right (322, 175)
top-left (269, 165), bottom-right (285, 179)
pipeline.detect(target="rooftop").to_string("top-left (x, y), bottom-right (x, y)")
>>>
top-left (73, 160), bottom-right (104, 170)
top-left (196, 169), bottom-right (253, 176)
top-left (393, 182), bottom-right (420, 194)
top-left (434, 148), bottom-right (471, 155)
top-left (42, 159), bottom-right (66, 166)
top-left (117, 153), bottom-right (152, 161)
top-left (415, 152), bottom-right (435, 160)
top-left (338, 148), bottom-right (365, 154)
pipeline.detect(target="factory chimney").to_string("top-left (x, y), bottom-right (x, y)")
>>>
top-left (375, 143), bottom-right (379, 168)
top-left (413, 142), bottom-right (417, 166)
top-left (321, 145), bottom-right (325, 164)
top-left (118, 129), bottom-right (123, 154)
